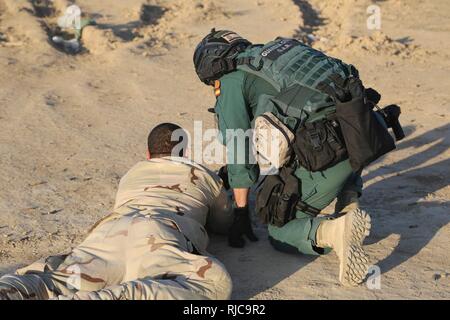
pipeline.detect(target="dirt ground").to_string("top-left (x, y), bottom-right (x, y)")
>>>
top-left (0, 0), bottom-right (449, 299)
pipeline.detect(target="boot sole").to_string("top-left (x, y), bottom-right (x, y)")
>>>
top-left (350, 208), bottom-right (371, 245)
top-left (340, 208), bottom-right (371, 287)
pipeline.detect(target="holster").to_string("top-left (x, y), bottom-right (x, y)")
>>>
top-left (255, 165), bottom-right (321, 228)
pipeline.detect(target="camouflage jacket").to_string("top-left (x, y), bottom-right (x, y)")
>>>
top-left (113, 157), bottom-right (233, 255)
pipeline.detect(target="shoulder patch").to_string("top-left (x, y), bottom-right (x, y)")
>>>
top-left (214, 80), bottom-right (221, 98)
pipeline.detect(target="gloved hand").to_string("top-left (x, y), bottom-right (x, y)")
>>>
top-left (365, 88), bottom-right (381, 106)
top-left (228, 206), bottom-right (258, 248)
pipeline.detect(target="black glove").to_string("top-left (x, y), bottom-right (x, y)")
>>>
top-left (365, 88), bottom-right (381, 106)
top-left (228, 206), bottom-right (258, 248)
top-left (377, 104), bottom-right (405, 141)
top-left (218, 166), bottom-right (230, 190)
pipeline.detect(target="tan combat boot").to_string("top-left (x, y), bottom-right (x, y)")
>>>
top-left (316, 208), bottom-right (371, 286)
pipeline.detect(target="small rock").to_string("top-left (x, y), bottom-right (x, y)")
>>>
top-left (23, 206), bottom-right (39, 211)
top-left (29, 181), bottom-right (47, 187)
top-left (44, 209), bottom-right (63, 215)
top-left (45, 93), bottom-right (60, 107)
top-left (0, 32), bottom-right (7, 42)
top-left (46, 100), bottom-right (57, 107)
top-left (306, 34), bottom-right (316, 42)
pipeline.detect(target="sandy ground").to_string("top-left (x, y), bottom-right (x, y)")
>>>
top-left (0, 0), bottom-right (449, 299)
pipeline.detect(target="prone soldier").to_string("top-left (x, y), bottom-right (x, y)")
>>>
top-left (0, 123), bottom-right (233, 300)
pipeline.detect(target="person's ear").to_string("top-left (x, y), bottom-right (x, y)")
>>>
top-left (146, 150), bottom-right (151, 160)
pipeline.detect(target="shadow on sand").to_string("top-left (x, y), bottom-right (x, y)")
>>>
top-left (94, 4), bottom-right (167, 42)
top-left (212, 123), bottom-right (449, 298)
top-left (292, 0), bottom-right (325, 43)
top-left (208, 232), bottom-right (318, 299)
top-left (362, 123), bottom-right (450, 274)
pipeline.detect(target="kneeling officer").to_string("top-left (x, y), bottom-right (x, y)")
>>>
top-left (193, 29), bottom-right (404, 286)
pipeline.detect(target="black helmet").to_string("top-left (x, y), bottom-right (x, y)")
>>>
top-left (193, 29), bottom-right (251, 85)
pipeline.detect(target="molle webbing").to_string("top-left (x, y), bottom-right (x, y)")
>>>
top-left (237, 39), bottom-right (353, 92)
top-left (236, 38), bottom-right (357, 122)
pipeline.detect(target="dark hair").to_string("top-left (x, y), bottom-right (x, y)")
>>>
top-left (147, 123), bottom-right (187, 158)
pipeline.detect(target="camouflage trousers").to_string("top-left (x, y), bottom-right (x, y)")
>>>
top-left (0, 209), bottom-right (232, 300)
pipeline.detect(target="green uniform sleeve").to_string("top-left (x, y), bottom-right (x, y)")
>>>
top-left (215, 71), bottom-right (259, 188)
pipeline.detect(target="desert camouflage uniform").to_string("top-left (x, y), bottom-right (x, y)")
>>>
top-left (0, 157), bottom-right (234, 300)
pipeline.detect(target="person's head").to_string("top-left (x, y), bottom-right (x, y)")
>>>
top-left (147, 123), bottom-right (188, 160)
top-left (193, 28), bottom-right (251, 86)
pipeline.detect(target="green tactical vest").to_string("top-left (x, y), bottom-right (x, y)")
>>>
top-left (236, 38), bottom-right (358, 130)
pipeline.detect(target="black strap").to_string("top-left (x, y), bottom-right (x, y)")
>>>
top-left (224, 57), bottom-right (236, 72)
top-left (236, 57), bottom-right (253, 66)
top-left (295, 201), bottom-right (321, 217)
top-left (236, 56), bottom-right (264, 71)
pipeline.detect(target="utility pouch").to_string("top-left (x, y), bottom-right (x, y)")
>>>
top-left (255, 165), bottom-right (320, 227)
top-left (335, 97), bottom-right (396, 172)
top-left (253, 112), bottom-right (295, 172)
top-left (293, 117), bottom-right (348, 172)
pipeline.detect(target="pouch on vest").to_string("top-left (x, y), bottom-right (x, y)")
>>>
top-left (253, 112), bottom-right (295, 173)
top-left (335, 97), bottom-right (395, 172)
top-left (255, 165), bottom-right (321, 227)
top-left (316, 75), bottom-right (397, 172)
top-left (293, 117), bottom-right (348, 172)
top-left (254, 85), bottom-right (348, 173)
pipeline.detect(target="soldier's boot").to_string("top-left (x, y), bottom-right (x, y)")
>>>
top-left (0, 274), bottom-right (49, 300)
top-left (335, 190), bottom-right (371, 245)
top-left (316, 208), bottom-right (371, 286)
